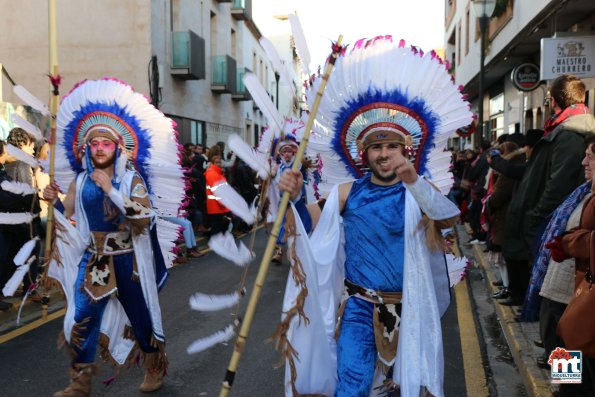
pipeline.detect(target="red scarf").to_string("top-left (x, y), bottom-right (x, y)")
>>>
top-left (543, 103), bottom-right (590, 136)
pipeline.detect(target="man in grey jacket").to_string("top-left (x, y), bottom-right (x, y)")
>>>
top-left (502, 74), bottom-right (595, 306)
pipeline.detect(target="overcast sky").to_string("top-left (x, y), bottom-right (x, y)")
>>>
top-left (253, 0), bottom-right (446, 71)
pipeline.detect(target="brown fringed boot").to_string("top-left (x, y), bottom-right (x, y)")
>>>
top-left (53, 363), bottom-right (96, 397)
top-left (139, 352), bottom-right (166, 392)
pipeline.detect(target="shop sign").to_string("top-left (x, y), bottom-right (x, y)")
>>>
top-left (540, 35), bottom-right (595, 80)
top-left (511, 63), bottom-right (541, 91)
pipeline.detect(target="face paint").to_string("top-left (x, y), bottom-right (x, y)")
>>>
top-left (89, 137), bottom-right (117, 169)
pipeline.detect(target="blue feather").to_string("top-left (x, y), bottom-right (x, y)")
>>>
top-left (331, 87), bottom-right (439, 178)
top-left (62, 101), bottom-right (154, 192)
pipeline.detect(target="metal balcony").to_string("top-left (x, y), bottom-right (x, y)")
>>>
top-left (231, 0), bottom-right (252, 21)
top-left (170, 30), bottom-right (205, 80)
top-left (211, 55), bottom-right (237, 94)
top-left (232, 67), bottom-right (252, 101)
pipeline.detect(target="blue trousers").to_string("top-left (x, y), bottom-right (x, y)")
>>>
top-left (72, 251), bottom-right (158, 363)
top-left (336, 298), bottom-right (377, 397)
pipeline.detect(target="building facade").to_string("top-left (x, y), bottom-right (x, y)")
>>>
top-left (445, 0), bottom-right (595, 148)
top-left (0, 0), bottom-right (302, 147)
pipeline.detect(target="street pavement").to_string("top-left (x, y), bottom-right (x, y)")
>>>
top-left (0, 227), bottom-right (533, 396)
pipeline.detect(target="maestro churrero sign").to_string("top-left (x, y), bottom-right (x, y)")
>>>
top-left (540, 35), bottom-right (595, 80)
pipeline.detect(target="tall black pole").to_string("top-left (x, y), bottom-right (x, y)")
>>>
top-left (477, 15), bottom-right (488, 147)
top-left (274, 72), bottom-right (280, 110)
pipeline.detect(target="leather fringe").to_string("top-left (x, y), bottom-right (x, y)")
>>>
top-left (123, 325), bottom-right (136, 341)
top-left (70, 317), bottom-right (91, 351)
top-left (269, 209), bottom-right (310, 397)
top-left (143, 337), bottom-right (168, 375)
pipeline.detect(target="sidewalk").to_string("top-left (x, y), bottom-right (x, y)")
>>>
top-left (470, 240), bottom-right (556, 397)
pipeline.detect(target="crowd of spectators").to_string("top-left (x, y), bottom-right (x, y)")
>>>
top-left (448, 74), bottom-right (595, 395)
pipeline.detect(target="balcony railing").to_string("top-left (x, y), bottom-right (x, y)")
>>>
top-left (231, 0), bottom-right (251, 21)
top-left (171, 30), bottom-right (205, 80)
top-left (211, 55), bottom-right (237, 94)
top-left (232, 67), bottom-right (251, 101)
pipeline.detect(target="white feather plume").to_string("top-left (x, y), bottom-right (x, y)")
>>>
top-left (11, 114), bottom-right (44, 141)
top-left (1, 180), bottom-right (37, 196)
top-left (189, 291), bottom-right (241, 312)
top-left (13, 85), bottom-right (50, 116)
top-left (259, 37), bottom-right (296, 98)
top-left (6, 144), bottom-right (39, 168)
top-left (288, 14), bottom-right (311, 76)
top-left (243, 73), bottom-right (284, 132)
top-left (446, 254), bottom-right (469, 287)
top-left (2, 256), bottom-right (34, 297)
top-left (208, 232), bottom-right (254, 267)
top-left (13, 237), bottom-right (39, 266)
top-left (212, 183), bottom-right (257, 225)
top-left (187, 323), bottom-right (236, 354)
top-left (0, 212), bottom-right (35, 225)
top-left (227, 134), bottom-right (270, 180)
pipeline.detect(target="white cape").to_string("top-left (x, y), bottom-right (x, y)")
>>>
top-left (282, 177), bottom-right (459, 397)
top-left (48, 171), bottom-right (166, 365)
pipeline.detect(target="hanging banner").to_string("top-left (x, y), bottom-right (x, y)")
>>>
top-left (540, 35), bottom-right (595, 80)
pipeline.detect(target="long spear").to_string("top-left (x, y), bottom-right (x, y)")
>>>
top-left (218, 35), bottom-right (343, 397)
top-left (42, 0), bottom-right (60, 307)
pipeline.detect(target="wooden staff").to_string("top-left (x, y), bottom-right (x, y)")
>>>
top-left (43, 0), bottom-right (59, 298)
top-left (219, 35), bottom-right (343, 397)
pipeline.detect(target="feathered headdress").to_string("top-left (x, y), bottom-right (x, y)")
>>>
top-left (55, 78), bottom-right (185, 267)
top-left (307, 36), bottom-right (473, 194)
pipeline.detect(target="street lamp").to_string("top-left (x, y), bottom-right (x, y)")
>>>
top-left (472, 0), bottom-right (496, 146)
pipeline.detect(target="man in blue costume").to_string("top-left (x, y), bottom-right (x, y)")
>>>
top-left (279, 128), bottom-right (460, 396)
top-left (44, 127), bottom-right (168, 396)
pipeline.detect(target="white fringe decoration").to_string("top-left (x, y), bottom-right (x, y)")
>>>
top-left (187, 323), bottom-right (236, 354)
top-left (10, 114), bottom-right (44, 142)
top-left (207, 232), bottom-right (254, 267)
top-left (13, 85), bottom-right (51, 116)
top-left (288, 14), bottom-right (311, 76)
top-left (446, 253), bottom-right (469, 287)
top-left (243, 73), bottom-right (284, 132)
top-left (0, 212), bottom-right (35, 225)
top-left (2, 256), bottom-right (34, 298)
top-left (1, 180), bottom-right (37, 196)
top-left (259, 37), bottom-right (296, 98)
top-left (13, 237), bottom-right (39, 266)
top-left (189, 291), bottom-right (240, 312)
top-left (227, 134), bottom-right (270, 180)
top-left (212, 183), bottom-right (257, 225)
top-left (6, 144), bottom-right (39, 168)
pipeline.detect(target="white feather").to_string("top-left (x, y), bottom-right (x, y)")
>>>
top-left (189, 291), bottom-right (241, 312)
top-left (212, 183), bottom-right (257, 225)
top-left (228, 134), bottom-right (270, 180)
top-left (243, 73), bottom-right (284, 132)
top-left (13, 237), bottom-right (39, 266)
top-left (1, 180), bottom-right (37, 196)
top-left (187, 324), bottom-right (236, 354)
top-left (13, 85), bottom-right (51, 116)
top-left (6, 144), bottom-right (39, 168)
top-left (446, 254), bottom-right (469, 287)
top-left (2, 256), bottom-right (34, 297)
top-left (0, 212), bottom-right (35, 225)
top-left (288, 14), bottom-right (311, 76)
top-left (259, 37), bottom-right (296, 98)
top-left (10, 114), bottom-right (44, 141)
top-left (208, 232), bottom-right (254, 267)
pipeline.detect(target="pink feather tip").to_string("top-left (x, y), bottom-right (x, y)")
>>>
top-left (399, 39), bottom-right (406, 48)
top-left (101, 376), bottom-right (116, 387)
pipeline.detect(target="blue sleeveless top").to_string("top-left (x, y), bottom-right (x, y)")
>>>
top-left (343, 174), bottom-right (405, 291)
top-left (81, 175), bottom-right (122, 232)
